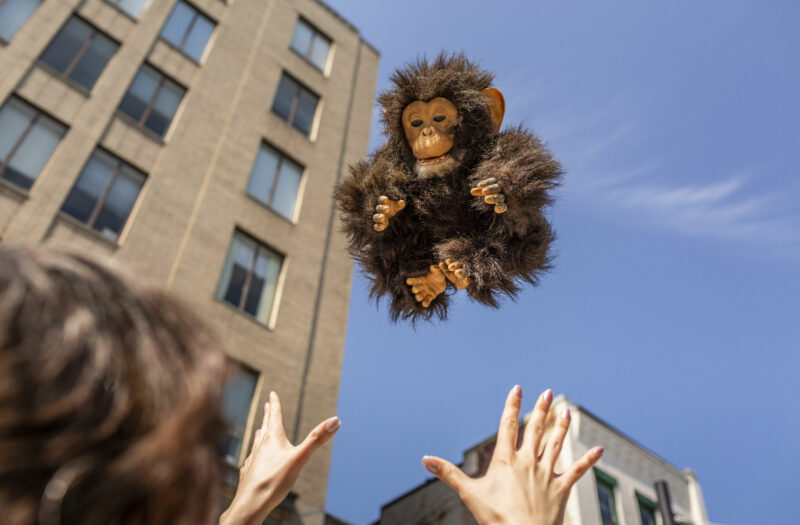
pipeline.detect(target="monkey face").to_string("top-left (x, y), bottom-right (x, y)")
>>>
top-left (402, 97), bottom-right (458, 164)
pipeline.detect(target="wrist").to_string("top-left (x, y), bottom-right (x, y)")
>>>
top-left (219, 493), bottom-right (270, 525)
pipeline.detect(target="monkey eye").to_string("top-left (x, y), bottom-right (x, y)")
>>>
top-left (433, 115), bottom-right (446, 122)
top-left (411, 119), bottom-right (423, 127)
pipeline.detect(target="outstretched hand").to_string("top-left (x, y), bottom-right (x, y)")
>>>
top-left (220, 392), bottom-right (341, 525)
top-left (422, 387), bottom-right (603, 525)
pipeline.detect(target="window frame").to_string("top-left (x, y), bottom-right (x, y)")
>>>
top-left (246, 140), bottom-right (305, 222)
top-left (60, 148), bottom-right (146, 240)
top-left (216, 229), bottom-right (285, 328)
top-left (0, 97), bottom-right (67, 191)
top-left (159, 0), bottom-right (215, 63)
top-left (594, 467), bottom-right (620, 525)
top-left (37, 15), bottom-right (119, 92)
top-left (635, 491), bottom-right (658, 525)
top-left (289, 17), bottom-right (333, 74)
top-left (271, 72), bottom-right (320, 138)
top-left (117, 63), bottom-right (187, 139)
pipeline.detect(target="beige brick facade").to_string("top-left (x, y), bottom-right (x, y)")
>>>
top-left (0, 1), bottom-right (378, 523)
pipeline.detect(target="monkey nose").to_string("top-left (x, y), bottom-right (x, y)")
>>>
top-left (422, 127), bottom-right (433, 136)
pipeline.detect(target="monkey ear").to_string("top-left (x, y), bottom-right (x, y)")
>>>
top-left (481, 88), bottom-right (505, 133)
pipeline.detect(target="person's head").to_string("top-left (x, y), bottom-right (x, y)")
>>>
top-left (0, 244), bottom-right (228, 525)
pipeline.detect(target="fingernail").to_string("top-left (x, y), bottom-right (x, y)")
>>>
top-left (543, 389), bottom-right (553, 402)
top-left (422, 456), bottom-right (439, 474)
top-left (561, 408), bottom-right (571, 420)
top-left (264, 402), bottom-right (269, 411)
top-left (594, 446), bottom-right (604, 457)
top-left (512, 385), bottom-right (522, 398)
top-left (269, 391), bottom-right (275, 400)
top-left (325, 417), bottom-right (341, 432)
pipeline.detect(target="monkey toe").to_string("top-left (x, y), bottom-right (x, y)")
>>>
top-left (494, 202), bottom-right (508, 214)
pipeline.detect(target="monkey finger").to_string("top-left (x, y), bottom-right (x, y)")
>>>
top-left (396, 200), bottom-right (406, 210)
top-left (373, 213), bottom-right (385, 223)
top-left (478, 177), bottom-right (498, 187)
top-left (378, 195), bottom-right (388, 204)
top-left (470, 186), bottom-right (484, 196)
top-left (373, 223), bottom-right (386, 231)
top-left (415, 293), bottom-right (424, 302)
top-left (482, 184), bottom-right (502, 195)
top-left (485, 194), bottom-right (505, 205)
top-left (494, 203), bottom-right (508, 214)
top-left (375, 205), bottom-right (389, 213)
top-left (438, 262), bottom-right (449, 273)
top-left (455, 269), bottom-right (466, 279)
top-left (447, 262), bottom-right (461, 272)
top-left (422, 299), bottom-right (432, 307)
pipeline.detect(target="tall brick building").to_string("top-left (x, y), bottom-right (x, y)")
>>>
top-left (376, 395), bottom-right (711, 525)
top-left (0, 0), bottom-right (378, 523)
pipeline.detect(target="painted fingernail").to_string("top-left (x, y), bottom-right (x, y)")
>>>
top-left (561, 408), bottom-right (571, 420)
top-left (269, 391), bottom-right (276, 400)
top-left (264, 402), bottom-right (269, 412)
top-left (594, 446), bottom-right (604, 457)
top-left (422, 456), bottom-right (439, 474)
top-left (512, 385), bottom-right (522, 398)
top-left (543, 389), bottom-right (553, 402)
top-left (325, 417), bottom-right (341, 432)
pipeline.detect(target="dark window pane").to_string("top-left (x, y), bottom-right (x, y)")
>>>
top-left (69, 31), bottom-right (117, 90)
top-left (160, 1), bottom-right (194, 47)
top-left (597, 483), bottom-right (616, 525)
top-left (246, 145), bottom-right (279, 205)
top-left (40, 17), bottom-right (93, 75)
top-left (115, 0), bottom-right (147, 17)
top-left (92, 166), bottom-right (144, 236)
top-left (61, 151), bottom-right (116, 224)
top-left (309, 34), bottom-right (330, 71)
top-left (219, 236), bottom-right (255, 309)
top-left (271, 75), bottom-right (297, 122)
top-left (271, 158), bottom-right (302, 219)
top-left (183, 14), bottom-right (214, 61)
top-left (144, 80), bottom-right (184, 136)
top-left (289, 20), bottom-right (312, 57)
top-left (292, 89), bottom-right (318, 135)
top-left (0, 99), bottom-right (35, 161)
top-left (221, 366), bottom-right (257, 463)
top-left (0, 0), bottom-right (42, 41)
top-left (118, 66), bottom-right (161, 123)
top-left (4, 117), bottom-right (64, 190)
top-left (639, 507), bottom-right (655, 525)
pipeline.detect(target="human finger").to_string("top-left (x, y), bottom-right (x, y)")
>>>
top-left (558, 447), bottom-right (603, 493)
top-left (542, 407), bottom-right (571, 473)
top-left (494, 385), bottom-right (522, 460)
top-left (422, 456), bottom-right (471, 495)
top-left (522, 389), bottom-right (553, 457)
top-left (298, 417), bottom-right (341, 459)
top-left (267, 391), bottom-right (287, 440)
top-left (261, 401), bottom-right (270, 432)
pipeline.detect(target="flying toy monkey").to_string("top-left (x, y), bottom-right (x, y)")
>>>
top-left (336, 53), bottom-right (561, 322)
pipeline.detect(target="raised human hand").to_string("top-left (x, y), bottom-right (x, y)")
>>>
top-left (470, 177), bottom-right (507, 214)
top-left (220, 392), bottom-right (341, 525)
top-left (373, 195), bottom-right (406, 232)
top-left (422, 387), bottom-right (603, 525)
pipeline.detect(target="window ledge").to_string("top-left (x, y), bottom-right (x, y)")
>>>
top-left (114, 111), bottom-right (168, 145)
top-left (34, 62), bottom-right (93, 98)
top-left (0, 178), bottom-right (31, 201)
top-left (56, 212), bottom-right (120, 250)
top-left (289, 47), bottom-right (329, 78)
top-left (214, 297), bottom-right (275, 332)
top-left (268, 111), bottom-right (315, 142)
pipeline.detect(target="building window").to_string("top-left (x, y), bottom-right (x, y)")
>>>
top-left (636, 492), bottom-right (657, 525)
top-left (38, 17), bottom-right (119, 91)
top-left (247, 142), bottom-right (303, 220)
top-left (271, 73), bottom-right (319, 137)
top-left (60, 149), bottom-right (145, 240)
top-left (160, 0), bottom-right (215, 62)
top-left (290, 18), bottom-right (331, 72)
top-left (105, 0), bottom-right (148, 18)
top-left (118, 65), bottom-right (186, 137)
top-left (594, 468), bottom-right (619, 525)
top-left (216, 231), bottom-right (283, 325)
top-left (221, 364), bottom-right (258, 464)
top-left (0, 0), bottom-right (42, 42)
top-left (0, 98), bottom-right (66, 191)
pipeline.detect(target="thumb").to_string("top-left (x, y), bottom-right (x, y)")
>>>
top-left (422, 456), bottom-right (471, 494)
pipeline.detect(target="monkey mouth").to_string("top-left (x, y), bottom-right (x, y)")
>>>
top-left (417, 152), bottom-right (452, 165)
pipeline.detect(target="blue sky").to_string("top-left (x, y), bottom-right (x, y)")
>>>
top-left (323, 2), bottom-right (800, 524)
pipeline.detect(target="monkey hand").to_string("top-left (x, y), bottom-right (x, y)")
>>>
top-left (470, 178), bottom-right (507, 214)
top-left (406, 265), bottom-right (447, 308)
top-left (373, 195), bottom-right (406, 232)
top-left (438, 259), bottom-right (472, 290)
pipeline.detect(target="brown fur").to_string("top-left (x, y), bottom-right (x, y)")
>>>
top-left (335, 53), bottom-right (561, 322)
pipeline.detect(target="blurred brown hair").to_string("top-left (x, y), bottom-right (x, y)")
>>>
top-left (0, 245), bottom-right (228, 525)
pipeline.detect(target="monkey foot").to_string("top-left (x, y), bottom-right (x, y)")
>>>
top-left (406, 265), bottom-right (447, 308)
top-left (439, 259), bottom-right (472, 290)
